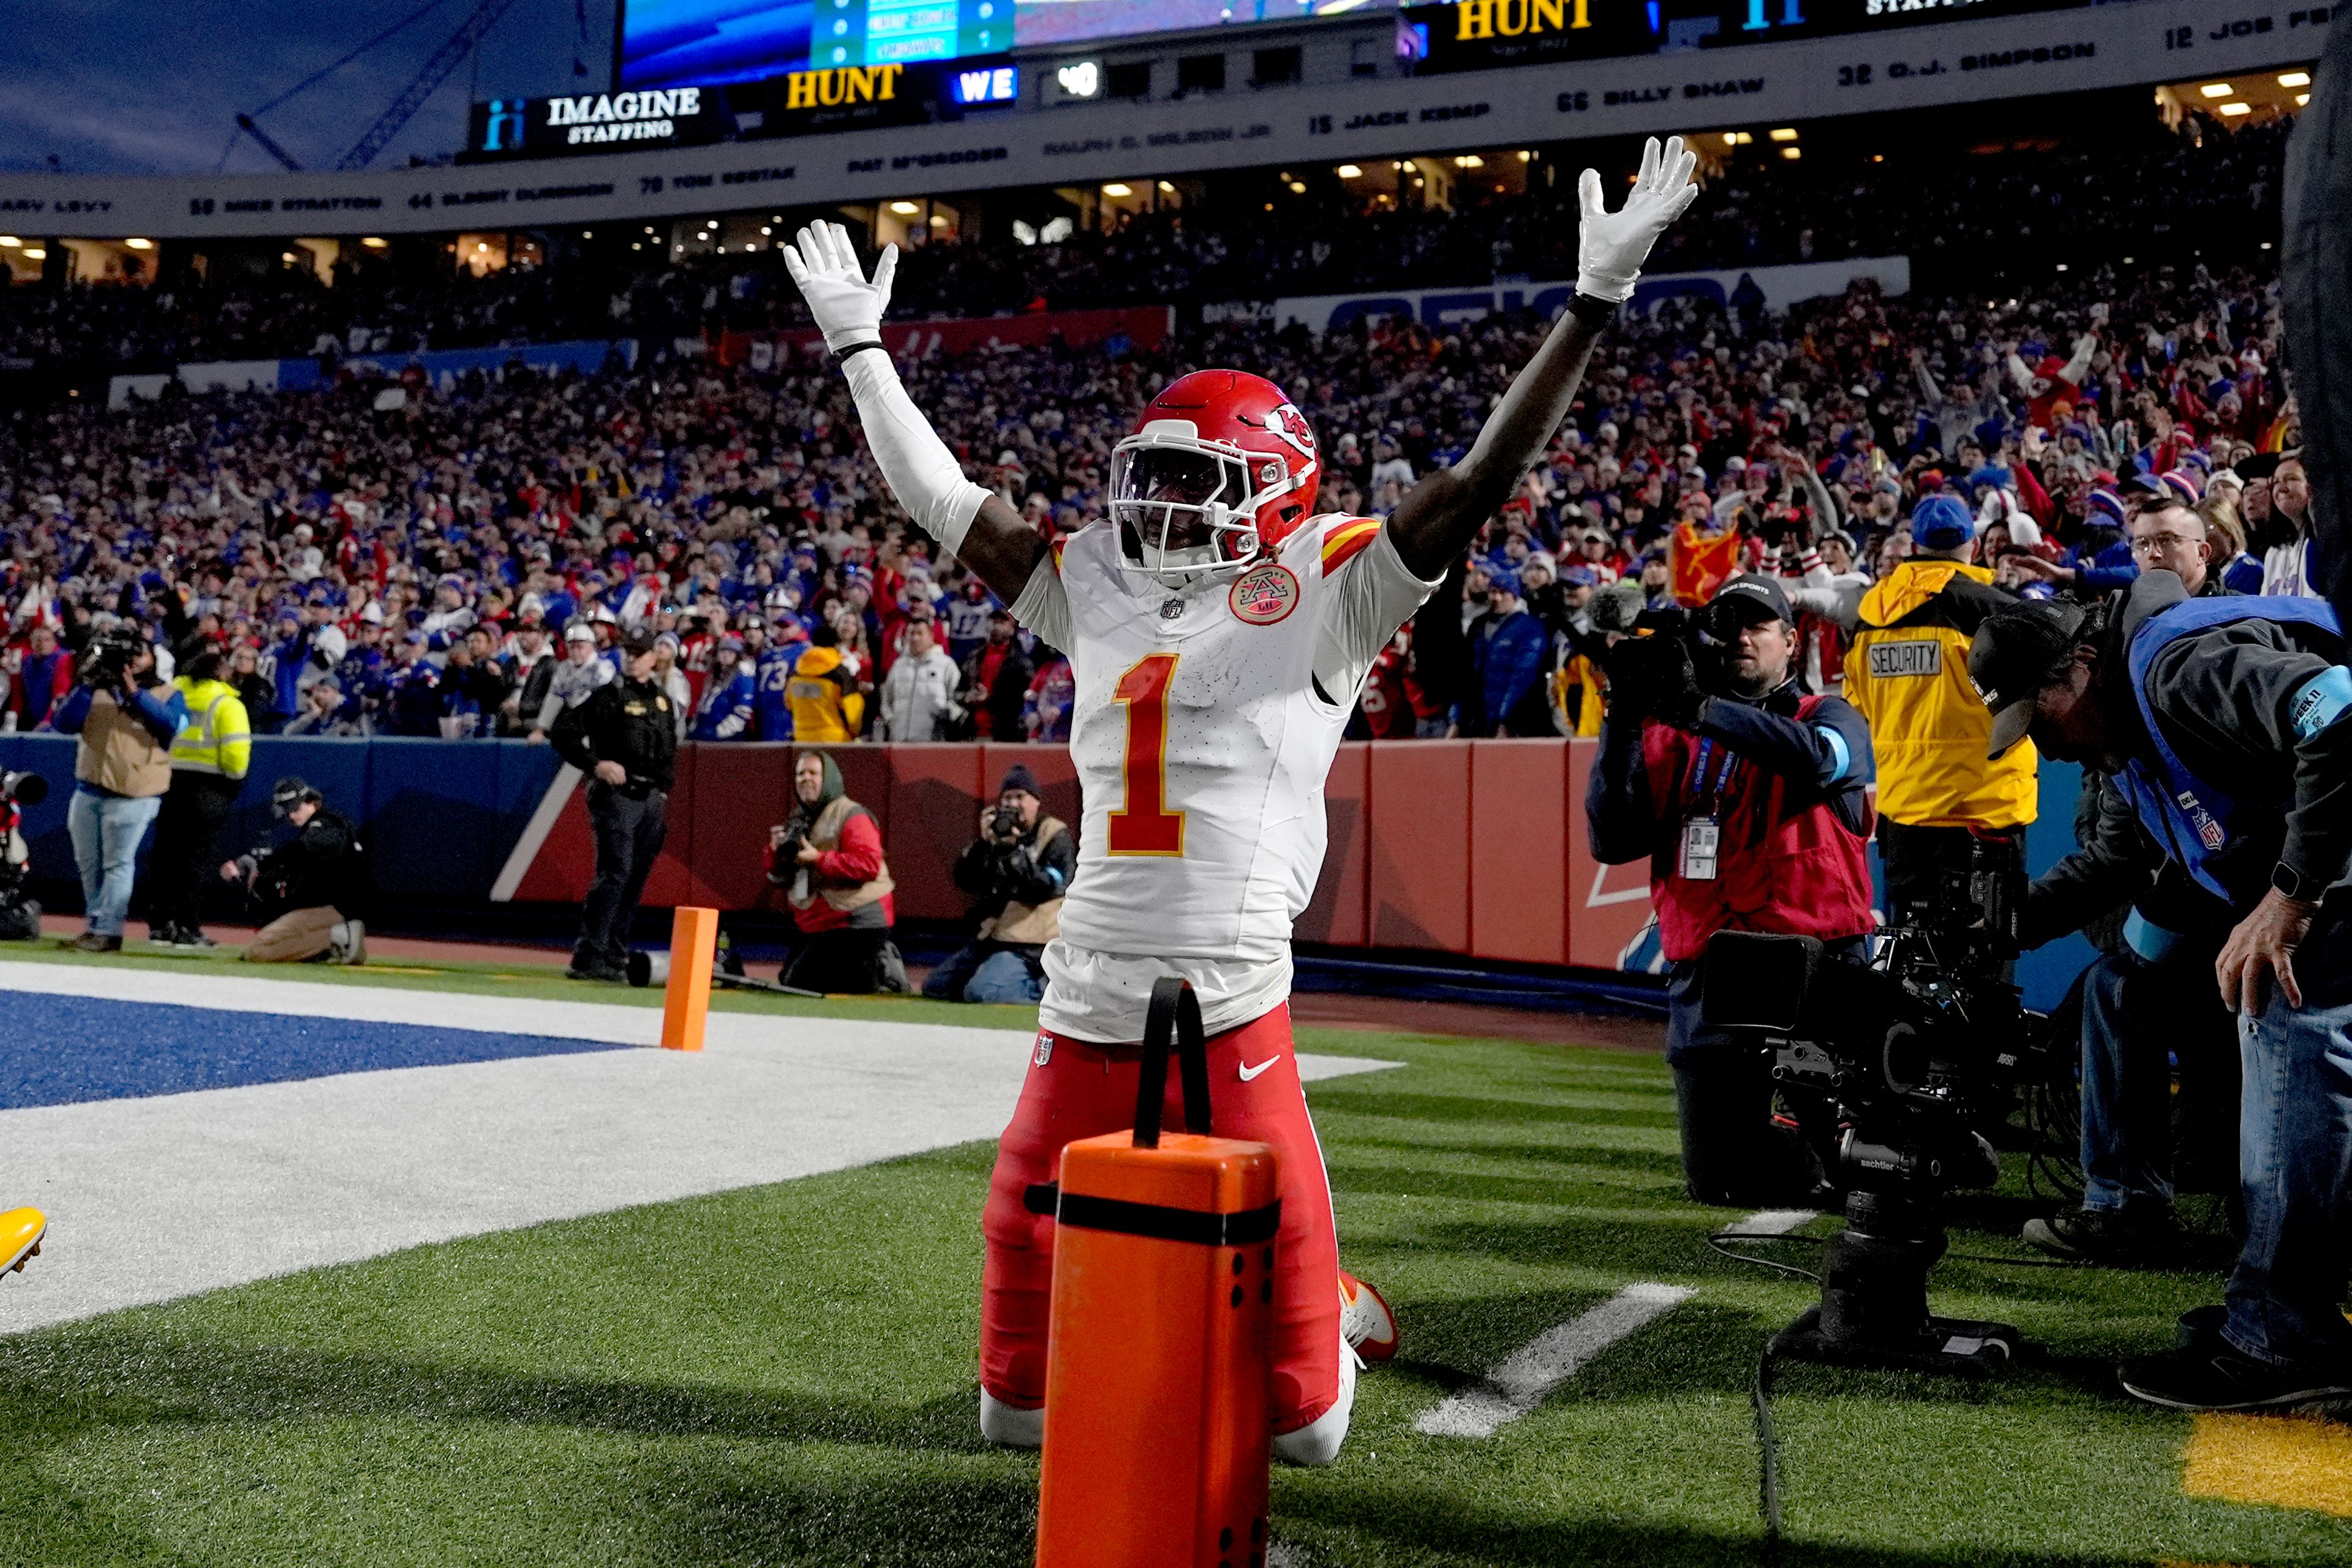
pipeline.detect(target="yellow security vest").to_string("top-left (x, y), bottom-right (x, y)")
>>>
top-left (169, 678), bottom-right (253, 779)
top-left (786, 646), bottom-right (865, 743)
top-left (1843, 560), bottom-right (2037, 829)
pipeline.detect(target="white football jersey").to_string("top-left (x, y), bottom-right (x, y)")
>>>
top-left (1009, 513), bottom-right (1438, 1039)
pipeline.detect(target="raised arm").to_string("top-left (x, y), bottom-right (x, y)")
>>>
top-left (1385, 136), bottom-right (1698, 579)
top-left (782, 224), bottom-right (1048, 606)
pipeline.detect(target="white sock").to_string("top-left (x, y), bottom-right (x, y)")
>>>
top-left (979, 1389), bottom-right (1044, 1449)
top-left (1272, 1340), bottom-right (1357, 1468)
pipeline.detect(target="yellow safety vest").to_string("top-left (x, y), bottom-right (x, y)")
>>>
top-left (1844, 560), bottom-right (2037, 829)
top-left (170, 678), bottom-right (253, 779)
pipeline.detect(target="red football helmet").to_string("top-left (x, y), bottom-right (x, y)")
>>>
top-left (1109, 369), bottom-right (1321, 581)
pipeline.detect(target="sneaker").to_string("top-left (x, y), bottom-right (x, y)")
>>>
top-left (172, 928), bottom-right (217, 951)
top-left (565, 959), bottom-right (625, 982)
top-left (1338, 1269), bottom-right (1398, 1363)
top-left (2120, 1343), bottom-right (2352, 1412)
top-left (330, 919), bottom-right (366, 966)
top-left (0, 1207), bottom-right (43, 1276)
top-left (2021, 1205), bottom-right (2185, 1266)
top-left (66, 932), bottom-right (121, 954)
top-left (2176, 1303), bottom-right (2229, 1354)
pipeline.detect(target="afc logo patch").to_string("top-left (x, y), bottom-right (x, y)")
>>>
top-left (1229, 562), bottom-right (1301, 625)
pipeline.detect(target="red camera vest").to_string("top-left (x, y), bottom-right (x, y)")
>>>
top-left (1640, 695), bottom-right (1877, 962)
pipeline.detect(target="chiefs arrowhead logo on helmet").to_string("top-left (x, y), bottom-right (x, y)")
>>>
top-left (1109, 371), bottom-right (1324, 582)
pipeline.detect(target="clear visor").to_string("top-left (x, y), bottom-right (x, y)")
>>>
top-left (1109, 440), bottom-right (1264, 581)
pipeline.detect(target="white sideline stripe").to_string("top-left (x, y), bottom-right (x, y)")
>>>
top-left (1414, 1283), bottom-right (1694, 1438)
top-left (0, 964), bottom-right (1400, 1332)
top-left (1721, 1208), bottom-right (1818, 1237)
top-left (489, 763), bottom-right (581, 903)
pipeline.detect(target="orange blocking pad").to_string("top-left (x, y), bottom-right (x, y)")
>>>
top-left (660, 905), bottom-right (719, 1051)
top-left (1036, 1130), bottom-right (1280, 1568)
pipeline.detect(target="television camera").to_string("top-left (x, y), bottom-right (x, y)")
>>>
top-left (1703, 832), bottom-right (2064, 1377)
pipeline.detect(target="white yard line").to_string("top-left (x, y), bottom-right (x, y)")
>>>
top-left (0, 962), bottom-right (1400, 1332)
top-left (1415, 1283), bottom-right (1695, 1439)
top-left (1720, 1208), bottom-right (1819, 1237)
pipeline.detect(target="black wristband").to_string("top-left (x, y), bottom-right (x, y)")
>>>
top-left (830, 339), bottom-right (887, 364)
top-left (1568, 292), bottom-right (1619, 328)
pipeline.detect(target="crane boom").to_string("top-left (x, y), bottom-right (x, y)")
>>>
top-left (335, 0), bottom-right (523, 171)
top-left (233, 113), bottom-right (305, 173)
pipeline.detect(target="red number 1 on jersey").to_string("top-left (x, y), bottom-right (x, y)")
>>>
top-left (1108, 652), bottom-right (1185, 856)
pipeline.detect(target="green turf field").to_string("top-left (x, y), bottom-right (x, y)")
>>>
top-left (1, 982), bottom-right (2346, 1566)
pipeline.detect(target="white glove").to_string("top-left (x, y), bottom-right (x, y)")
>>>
top-left (1575, 135), bottom-right (1701, 304)
top-left (780, 221), bottom-right (899, 353)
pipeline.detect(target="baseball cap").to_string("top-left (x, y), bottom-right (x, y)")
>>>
top-left (1909, 494), bottom-right (1975, 551)
top-left (1967, 599), bottom-right (2090, 760)
top-left (621, 627), bottom-right (658, 657)
top-left (270, 776), bottom-right (320, 816)
top-left (564, 622), bottom-right (596, 645)
top-left (1706, 572), bottom-right (1792, 630)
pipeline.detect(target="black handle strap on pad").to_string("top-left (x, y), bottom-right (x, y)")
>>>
top-left (1133, 977), bottom-right (1212, 1148)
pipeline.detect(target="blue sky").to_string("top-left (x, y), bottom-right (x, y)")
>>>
top-left (0, 0), bottom-right (622, 174)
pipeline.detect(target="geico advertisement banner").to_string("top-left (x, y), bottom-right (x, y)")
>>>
top-left (1263, 254), bottom-right (1910, 332)
top-left (0, 0), bottom-right (2321, 237)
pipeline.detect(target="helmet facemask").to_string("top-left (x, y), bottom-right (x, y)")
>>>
top-left (1110, 436), bottom-right (1280, 582)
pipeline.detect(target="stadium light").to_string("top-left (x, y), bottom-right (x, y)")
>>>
top-left (361, 236), bottom-right (389, 248)
top-left (124, 238), bottom-right (153, 251)
top-left (1157, 181), bottom-right (1175, 192)
top-left (1453, 154), bottom-right (1483, 168)
top-left (2300, 93), bottom-right (2313, 105)
top-left (1722, 133), bottom-right (1738, 146)
top-left (2055, 263), bottom-right (2068, 271)
top-left (761, 225), bottom-right (772, 235)
top-left (2280, 70), bottom-right (2312, 86)
top-left (889, 200), bottom-right (922, 214)
top-left (1768, 127), bottom-right (1797, 141)
top-left (929, 214), bottom-right (949, 227)
top-left (2199, 82), bottom-right (2233, 97)
top-left (0, 236), bottom-right (18, 247)
top-left (1287, 180), bottom-right (1306, 194)
top-left (21, 247), bottom-right (43, 260)
top-left (1102, 183), bottom-right (1131, 197)
top-left (1337, 164), bottom-right (1362, 177)
top-left (1781, 146), bottom-right (1800, 159)
top-left (1519, 149), bottom-right (1533, 160)
top-left (2220, 102), bottom-right (2252, 116)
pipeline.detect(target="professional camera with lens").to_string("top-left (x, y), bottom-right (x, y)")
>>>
top-left (1703, 834), bottom-right (2062, 1377)
top-left (0, 769), bottom-right (47, 941)
top-left (988, 804), bottom-right (1026, 842)
top-left (77, 626), bottom-right (146, 692)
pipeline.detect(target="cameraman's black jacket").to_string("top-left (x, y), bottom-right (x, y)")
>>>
top-left (253, 806), bottom-right (364, 916)
top-left (953, 816), bottom-right (1076, 948)
top-left (551, 675), bottom-right (678, 796)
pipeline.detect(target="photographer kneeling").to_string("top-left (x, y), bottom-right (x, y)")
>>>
top-left (766, 751), bottom-right (900, 993)
top-left (1586, 574), bottom-right (1877, 1207)
top-left (925, 765), bottom-right (1075, 1004)
top-left (221, 776), bottom-right (366, 964)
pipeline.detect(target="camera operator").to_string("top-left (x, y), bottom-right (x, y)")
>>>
top-left (220, 777), bottom-right (366, 964)
top-left (50, 625), bottom-right (187, 953)
top-left (925, 765), bottom-right (1076, 1004)
top-left (1970, 573), bottom-right (2352, 1409)
top-left (766, 750), bottom-right (899, 993)
top-left (1839, 495), bottom-right (2035, 926)
top-left (147, 646), bottom-right (253, 950)
top-left (1586, 574), bottom-right (1877, 1207)
top-left (551, 628), bottom-right (677, 982)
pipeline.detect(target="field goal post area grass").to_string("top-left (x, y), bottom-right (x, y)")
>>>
top-left (0, 946), bottom-right (2344, 1566)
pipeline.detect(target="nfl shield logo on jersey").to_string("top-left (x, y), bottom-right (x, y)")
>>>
top-left (2176, 789), bottom-right (2226, 850)
top-left (1033, 1033), bottom-right (1054, 1067)
top-left (1229, 562), bottom-right (1301, 625)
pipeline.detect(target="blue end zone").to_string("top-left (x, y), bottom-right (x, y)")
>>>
top-left (0, 995), bottom-right (624, 1111)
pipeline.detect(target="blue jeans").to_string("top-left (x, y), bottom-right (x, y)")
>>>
top-left (922, 942), bottom-right (1044, 1003)
top-left (2227, 989), bottom-right (2352, 1368)
top-left (67, 787), bottom-right (161, 937)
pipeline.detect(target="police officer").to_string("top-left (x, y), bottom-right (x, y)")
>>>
top-left (1841, 494), bottom-right (2033, 925)
top-left (1972, 571), bottom-right (2352, 1410)
top-left (552, 627), bottom-right (678, 982)
top-left (1586, 574), bottom-right (1877, 1206)
top-left (149, 646), bottom-right (253, 949)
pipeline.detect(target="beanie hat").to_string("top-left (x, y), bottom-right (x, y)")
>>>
top-left (2084, 488), bottom-right (2128, 528)
top-left (999, 764), bottom-right (1043, 799)
top-left (1909, 494), bottom-right (1975, 551)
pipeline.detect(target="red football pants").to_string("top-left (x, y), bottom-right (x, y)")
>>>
top-left (979, 1003), bottom-right (1342, 1434)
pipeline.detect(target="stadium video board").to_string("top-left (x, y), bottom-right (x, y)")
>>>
top-left (616, 0), bottom-right (1382, 87)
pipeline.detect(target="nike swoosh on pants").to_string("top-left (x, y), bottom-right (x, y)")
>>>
top-left (1238, 1058), bottom-right (1278, 1081)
